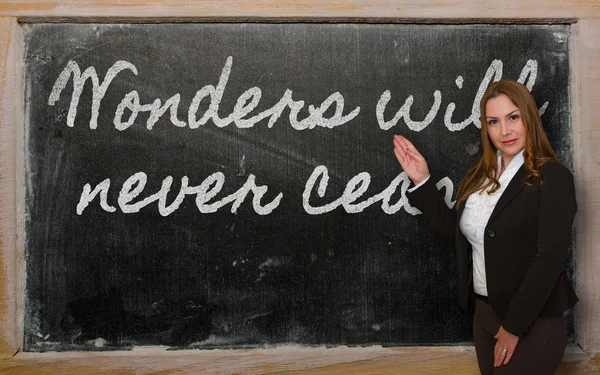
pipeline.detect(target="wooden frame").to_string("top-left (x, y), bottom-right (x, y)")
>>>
top-left (1, 2), bottom-right (599, 373)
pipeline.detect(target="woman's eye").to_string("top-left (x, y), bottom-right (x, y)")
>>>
top-left (509, 114), bottom-right (520, 121)
top-left (488, 119), bottom-right (497, 125)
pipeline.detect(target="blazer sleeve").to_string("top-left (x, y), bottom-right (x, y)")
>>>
top-left (502, 161), bottom-right (577, 337)
top-left (405, 177), bottom-right (457, 246)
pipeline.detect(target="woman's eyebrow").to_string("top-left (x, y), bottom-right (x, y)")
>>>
top-left (486, 110), bottom-right (520, 119)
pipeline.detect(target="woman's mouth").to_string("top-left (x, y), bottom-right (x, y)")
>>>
top-left (502, 139), bottom-right (517, 145)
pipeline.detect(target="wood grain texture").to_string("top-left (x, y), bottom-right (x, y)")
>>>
top-left (0, 0), bottom-right (597, 20)
top-left (573, 19), bottom-right (600, 353)
top-left (0, 346), bottom-right (597, 375)
top-left (0, 16), bottom-right (22, 359)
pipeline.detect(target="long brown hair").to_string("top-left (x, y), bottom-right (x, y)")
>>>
top-left (455, 79), bottom-right (557, 208)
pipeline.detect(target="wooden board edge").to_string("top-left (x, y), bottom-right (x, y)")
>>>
top-left (0, 1), bottom-right (599, 20)
top-left (570, 18), bottom-right (586, 353)
top-left (14, 17), bottom-right (25, 360)
top-left (0, 16), bottom-right (23, 358)
top-left (0, 345), bottom-right (597, 374)
top-left (575, 19), bottom-right (600, 354)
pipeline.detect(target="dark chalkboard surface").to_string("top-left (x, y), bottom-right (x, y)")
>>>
top-left (23, 23), bottom-right (572, 351)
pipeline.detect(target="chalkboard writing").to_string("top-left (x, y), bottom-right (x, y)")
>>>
top-left (24, 23), bottom-right (571, 350)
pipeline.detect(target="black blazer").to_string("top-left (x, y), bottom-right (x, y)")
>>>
top-left (406, 160), bottom-right (578, 338)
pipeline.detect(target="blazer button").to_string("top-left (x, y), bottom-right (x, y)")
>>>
top-left (487, 229), bottom-right (496, 238)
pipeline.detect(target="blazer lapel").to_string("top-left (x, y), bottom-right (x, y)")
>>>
top-left (488, 164), bottom-right (527, 223)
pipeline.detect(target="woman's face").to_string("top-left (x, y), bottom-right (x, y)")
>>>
top-left (485, 94), bottom-right (527, 167)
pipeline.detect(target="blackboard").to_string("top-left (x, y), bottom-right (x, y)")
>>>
top-left (23, 23), bottom-right (572, 351)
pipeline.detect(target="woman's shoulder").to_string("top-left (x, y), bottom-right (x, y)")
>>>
top-left (538, 159), bottom-right (574, 184)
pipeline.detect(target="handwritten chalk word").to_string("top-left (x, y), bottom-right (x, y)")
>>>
top-left (76, 171), bottom-right (283, 216)
top-left (48, 57), bottom-right (547, 133)
top-left (376, 59), bottom-right (548, 132)
top-left (76, 166), bottom-right (456, 216)
top-left (48, 57), bottom-right (360, 131)
top-left (302, 165), bottom-right (455, 215)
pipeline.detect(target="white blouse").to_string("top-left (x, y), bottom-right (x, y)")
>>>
top-left (459, 149), bottom-right (525, 296)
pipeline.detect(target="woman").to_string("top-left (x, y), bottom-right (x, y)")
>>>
top-left (393, 79), bottom-right (578, 375)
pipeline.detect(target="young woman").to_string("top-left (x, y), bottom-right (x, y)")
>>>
top-left (393, 79), bottom-right (578, 375)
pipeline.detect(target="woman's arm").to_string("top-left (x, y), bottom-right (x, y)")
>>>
top-left (502, 161), bottom-right (577, 337)
top-left (405, 177), bottom-right (458, 245)
top-left (393, 135), bottom-right (458, 245)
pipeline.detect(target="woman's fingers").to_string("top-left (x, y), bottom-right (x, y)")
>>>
top-left (504, 347), bottom-right (515, 366)
top-left (405, 146), bottom-right (425, 164)
top-left (394, 146), bottom-right (412, 171)
top-left (393, 137), bottom-right (414, 162)
top-left (393, 147), bottom-right (406, 165)
top-left (395, 135), bottom-right (422, 157)
top-left (393, 135), bottom-right (409, 154)
top-left (393, 139), bottom-right (411, 165)
top-left (493, 326), bottom-right (519, 368)
top-left (393, 135), bottom-right (431, 185)
top-left (494, 342), bottom-right (503, 367)
top-left (493, 341), bottom-right (511, 367)
top-left (395, 136), bottom-right (425, 166)
top-left (403, 142), bottom-right (426, 164)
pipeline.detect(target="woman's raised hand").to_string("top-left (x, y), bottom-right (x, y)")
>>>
top-left (393, 135), bottom-right (430, 185)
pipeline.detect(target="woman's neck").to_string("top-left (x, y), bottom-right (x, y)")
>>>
top-left (499, 155), bottom-right (512, 177)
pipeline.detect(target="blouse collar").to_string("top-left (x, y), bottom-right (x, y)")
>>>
top-left (496, 148), bottom-right (525, 177)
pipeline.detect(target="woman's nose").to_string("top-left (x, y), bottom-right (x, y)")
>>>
top-left (500, 121), bottom-right (510, 135)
